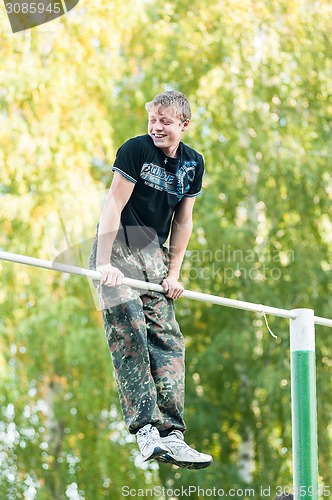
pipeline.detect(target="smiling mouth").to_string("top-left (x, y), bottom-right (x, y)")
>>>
top-left (153, 134), bottom-right (166, 139)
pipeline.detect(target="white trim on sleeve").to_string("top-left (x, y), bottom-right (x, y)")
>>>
top-left (112, 167), bottom-right (137, 184)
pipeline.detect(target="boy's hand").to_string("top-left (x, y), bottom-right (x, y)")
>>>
top-left (96, 264), bottom-right (124, 287)
top-left (162, 275), bottom-right (184, 299)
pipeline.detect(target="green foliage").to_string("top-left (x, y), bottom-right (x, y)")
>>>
top-left (1, 0), bottom-right (331, 498)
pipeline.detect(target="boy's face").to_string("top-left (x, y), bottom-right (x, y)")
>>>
top-left (148, 106), bottom-right (189, 156)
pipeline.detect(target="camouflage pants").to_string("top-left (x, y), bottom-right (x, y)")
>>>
top-left (89, 233), bottom-right (186, 434)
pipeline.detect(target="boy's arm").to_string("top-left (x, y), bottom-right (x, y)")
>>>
top-left (162, 197), bottom-right (196, 299)
top-left (96, 172), bottom-right (134, 286)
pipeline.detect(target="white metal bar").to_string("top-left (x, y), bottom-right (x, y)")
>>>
top-left (1, 250), bottom-right (332, 328)
top-left (175, 288), bottom-right (296, 319)
top-left (313, 316), bottom-right (332, 328)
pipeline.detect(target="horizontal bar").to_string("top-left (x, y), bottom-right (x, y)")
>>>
top-left (1, 250), bottom-right (332, 327)
top-left (313, 316), bottom-right (332, 328)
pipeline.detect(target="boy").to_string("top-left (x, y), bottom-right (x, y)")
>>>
top-left (89, 90), bottom-right (212, 469)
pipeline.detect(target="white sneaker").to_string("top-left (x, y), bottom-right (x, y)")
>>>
top-left (136, 424), bottom-right (169, 462)
top-left (157, 430), bottom-right (213, 469)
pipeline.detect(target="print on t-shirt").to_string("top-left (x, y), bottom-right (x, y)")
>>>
top-left (140, 160), bottom-right (197, 198)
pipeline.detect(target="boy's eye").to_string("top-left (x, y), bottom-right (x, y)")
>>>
top-left (149, 118), bottom-right (172, 125)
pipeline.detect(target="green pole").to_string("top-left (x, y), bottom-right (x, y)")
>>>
top-left (290, 309), bottom-right (318, 500)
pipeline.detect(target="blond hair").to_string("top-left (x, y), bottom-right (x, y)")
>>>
top-left (145, 90), bottom-right (191, 122)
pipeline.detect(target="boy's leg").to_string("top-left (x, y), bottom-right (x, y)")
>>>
top-left (142, 292), bottom-right (213, 470)
top-left (142, 291), bottom-right (186, 434)
top-left (89, 233), bottom-right (170, 433)
top-left (102, 293), bottom-right (164, 434)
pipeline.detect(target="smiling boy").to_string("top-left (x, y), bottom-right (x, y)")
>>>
top-left (89, 90), bottom-right (212, 469)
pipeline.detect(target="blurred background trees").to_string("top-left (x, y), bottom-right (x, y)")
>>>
top-left (0, 0), bottom-right (331, 498)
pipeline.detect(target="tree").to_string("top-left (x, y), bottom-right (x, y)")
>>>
top-left (1, 0), bottom-right (331, 497)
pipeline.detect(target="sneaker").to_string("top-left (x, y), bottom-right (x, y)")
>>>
top-left (136, 424), bottom-right (169, 462)
top-left (157, 430), bottom-right (213, 469)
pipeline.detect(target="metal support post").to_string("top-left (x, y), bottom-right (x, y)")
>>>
top-left (290, 309), bottom-right (318, 500)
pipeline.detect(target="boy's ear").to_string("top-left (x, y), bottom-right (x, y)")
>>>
top-left (182, 120), bottom-right (190, 131)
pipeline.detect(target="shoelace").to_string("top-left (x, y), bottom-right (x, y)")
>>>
top-left (138, 428), bottom-right (158, 451)
top-left (165, 436), bottom-right (201, 456)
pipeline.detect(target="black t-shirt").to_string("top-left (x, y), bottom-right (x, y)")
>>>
top-left (112, 134), bottom-right (204, 247)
